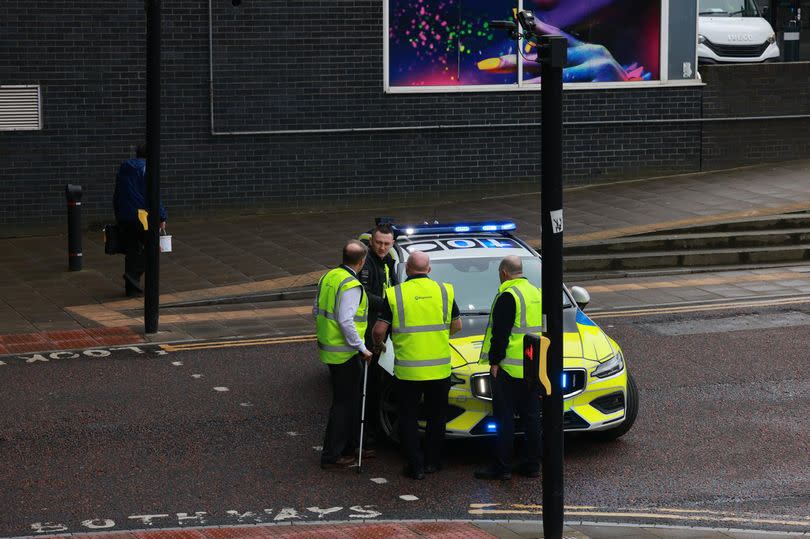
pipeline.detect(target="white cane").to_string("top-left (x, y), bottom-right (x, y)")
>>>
top-left (357, 359), bottom-right (369, 474)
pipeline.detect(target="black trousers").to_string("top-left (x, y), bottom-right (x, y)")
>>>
top-left (492, 369), bottom-right (541, 473)
top-left (119, 222), bottom-right (145, 291)
top-left (397, 376), bottom-right (450, 472)
top-left (321, 356), bottom-right (362, 464)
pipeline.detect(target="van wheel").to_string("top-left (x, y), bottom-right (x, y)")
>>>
top-left (591, 373), bottom-right (639, 442)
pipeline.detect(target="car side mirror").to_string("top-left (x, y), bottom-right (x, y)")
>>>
top-left (570, 286), bottom-right (590, 310)
top-left (761, 6), bottom-right (769, 19)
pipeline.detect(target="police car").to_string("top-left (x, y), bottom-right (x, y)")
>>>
top-left (372, 221), bottom-right (638, 442)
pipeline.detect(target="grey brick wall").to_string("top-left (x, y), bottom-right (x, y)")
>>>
top-left (699, 63), bottom-right (810, 170)
top-left (0, 0), bottom-right (805, 226)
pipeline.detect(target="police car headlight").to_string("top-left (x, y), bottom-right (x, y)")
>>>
top-left (470, 373), bottom-right (493, 401)
top-left (591, 351), bottom-right (624, 379)
top-left (698, 34), bottom-right (706, 44)
top-left (767, 33), bottom-right (776, 44)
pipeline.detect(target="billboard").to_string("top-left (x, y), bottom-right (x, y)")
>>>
top-left (387, 0), bottom-right (661, 88)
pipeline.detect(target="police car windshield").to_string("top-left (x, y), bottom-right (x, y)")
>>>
top-left (428, 257), bottom-right (572, 313)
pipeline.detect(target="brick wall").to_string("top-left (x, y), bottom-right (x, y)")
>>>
top-left (0, 0), bottom-right (806, 226)
top-left (699, 63), bottom-right (810, 170)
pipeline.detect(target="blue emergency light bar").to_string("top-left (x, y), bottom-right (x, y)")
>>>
top-left (394, 221), bottom-right (517, 236)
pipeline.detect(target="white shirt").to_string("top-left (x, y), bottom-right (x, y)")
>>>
top-left (313, 267), bottom-right (369, 355)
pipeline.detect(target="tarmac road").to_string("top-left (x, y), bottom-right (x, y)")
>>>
top-left (1, 302), bottom-right (810, 537)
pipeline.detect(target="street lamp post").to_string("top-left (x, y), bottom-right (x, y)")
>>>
top-left (145, 0), bottom-right (161, 334)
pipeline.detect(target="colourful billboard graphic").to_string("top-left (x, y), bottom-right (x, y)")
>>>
top-left (388, 0), bottom-right (661, 87)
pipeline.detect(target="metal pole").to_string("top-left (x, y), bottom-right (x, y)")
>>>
top-left (539, 34), bottom-right (567, 539)
top-left (145, 0), bottom-right (161, 334)
top-left (66, 184), bottom-right (83, 271)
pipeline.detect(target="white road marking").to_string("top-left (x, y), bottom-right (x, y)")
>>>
top-left (155, 350), bottom-right (168, 355)
top-left (399, 495), bottom-right (419, 501)
top-left (192, 374), bottom-right (203, 379)
top-left (286, 431), bottom-right (300, 436)
top-left (240, 402), bottom-right (254, 407)
top-left (370, 477), bottom-right (388, 484)
top-left (213, 387), bottom-right (229, 392)
top-left (171, 361), bottom-right (183, 366)
top-left (313, 446), bottom-right (323, 451)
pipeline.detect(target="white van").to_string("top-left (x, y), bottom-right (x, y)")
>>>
top-left (698, 0), bottom-right (780, 63)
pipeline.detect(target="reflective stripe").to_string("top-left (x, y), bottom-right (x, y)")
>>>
top-left (318, 342), bottom-right (356, 353)
top-left (394, 357), bottom-right (451, 368)
top-left (439, 282), bottom-right (449, 324)
top-left (501, 358), bottom-right (523, 367)
top-left (480, 352), bottom-right (489, 360)
top-left (395, 284), bottom-right (406, 328)
top-left (334, 276), bottom-right (356, 314)
top-left (392, 323), bottom-right (450, 334)
top-left (513, 325), bottom-right (545, 334)
top-left (317, 307), bottom-right (366, 323)
top-left (511, 285), bottom-right (528, 329)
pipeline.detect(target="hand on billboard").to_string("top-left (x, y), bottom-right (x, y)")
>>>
top-left (476, 18), bottom-right (628, 83)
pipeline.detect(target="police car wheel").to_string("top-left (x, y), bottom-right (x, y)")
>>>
top-left (378, 374), bottom-right (400, 444)
top-left (591, 372), bottom-right (639, 442)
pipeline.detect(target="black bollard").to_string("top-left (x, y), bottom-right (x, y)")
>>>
top-left (65, 184), bottom-right (83, 271)
top-left (784, 20), bottom-right (800, 62)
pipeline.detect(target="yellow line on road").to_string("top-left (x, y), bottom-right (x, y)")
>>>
top-left (469, 505), bottom-right (810, 528)
top-left (589, 295), bottom-right (810, 320)
top-left (161, 334), bottom-right (316, 352)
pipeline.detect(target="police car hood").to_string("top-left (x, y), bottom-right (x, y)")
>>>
top-left (449, 308), bottom-right (617, 368)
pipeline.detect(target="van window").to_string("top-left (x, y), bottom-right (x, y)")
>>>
top-left (699, 0), bottom-right (760, 17)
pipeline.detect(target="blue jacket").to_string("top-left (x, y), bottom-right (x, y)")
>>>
top-left (113, 158), bottom-right (167, 224)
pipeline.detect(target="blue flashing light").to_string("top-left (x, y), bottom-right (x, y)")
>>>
top-left (395, 221), bottom-right (517, 236)
top-left (486, 422), bottom-right (498, 433)
top-left (561, 372), bottom-right (569, 389)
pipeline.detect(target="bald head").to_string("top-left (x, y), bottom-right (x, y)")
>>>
top-left (406, 250), bottom-right (431, 276)
top-left (343, 239), bottom-right (368, 270)
top-left (498, 255), bottom-right (523, 283)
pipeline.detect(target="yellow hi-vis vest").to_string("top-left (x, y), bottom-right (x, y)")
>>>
top-left (479, 278), bottom-right (544, 378)
top-left (316, 267), bottom-right (369, 365)
top-left (387, 277), bottom-right (455, 381)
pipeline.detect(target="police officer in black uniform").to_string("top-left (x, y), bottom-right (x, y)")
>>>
top-left (359, 223), bottom-right (399, 445)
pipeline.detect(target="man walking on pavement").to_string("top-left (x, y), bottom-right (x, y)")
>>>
top-left (359, 223), bottom-right (399, 446)
top-left (113, 144), bottom-right (167, 297)
top-left (314, 240), bottom-right (373, 470)
top-left (475, 255), bottom-right (543, 481)
top-left (373, 250), bottom-right (462, 480)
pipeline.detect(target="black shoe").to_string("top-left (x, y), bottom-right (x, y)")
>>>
top-left (402, 465), bottom-right (425, 480)
top-left (515, 464), bottom-right (541, 478)
top-left (424, 463), bottom-right (442, 474)
top-left (474, 467), bottom-right (511, 481)
top-left (321, 456), bottom-right (356, 470)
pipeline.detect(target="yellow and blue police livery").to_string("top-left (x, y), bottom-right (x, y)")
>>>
top-left (374, 221), bottom-right (638, 442)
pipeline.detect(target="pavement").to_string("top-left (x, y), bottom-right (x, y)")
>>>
top-left (3, 158), bottom-right (810, 353)
top-left (4, 159), bottom-right (810, 538)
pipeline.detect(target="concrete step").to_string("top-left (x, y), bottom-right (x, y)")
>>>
top-left (631, 212), bottom-right (810, 236)
top-left (564, 228), bottom-right (810, 255)
top-left (564, 244), bottom-right (810, 273)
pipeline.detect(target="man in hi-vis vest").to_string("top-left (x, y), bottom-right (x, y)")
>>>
top-left (475, 255), bottom-right (543, 481)
top-left (373, 250), bottom-right (462, 480)
top-left (314, 240), bottom-right (373, 470)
